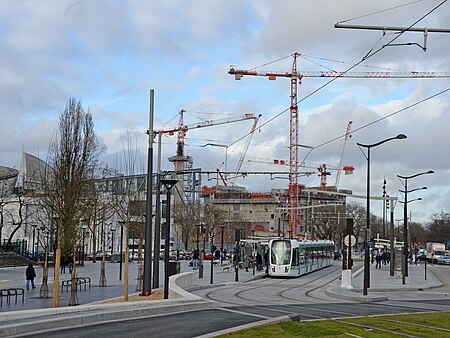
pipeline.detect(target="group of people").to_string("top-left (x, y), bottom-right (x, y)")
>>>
top-left (373, 251), bottom-right (390, 269)
top-left (60, 256), bottom-right (74, 274)
top-left (190, 248), bottom-right (270, 273)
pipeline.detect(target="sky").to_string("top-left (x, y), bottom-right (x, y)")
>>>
top-left (1, 0), bottom-right (449, 225)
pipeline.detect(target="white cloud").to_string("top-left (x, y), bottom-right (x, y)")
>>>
top-left (0, 0), bottom-right (448, 223)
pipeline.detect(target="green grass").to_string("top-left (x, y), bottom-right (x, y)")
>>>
top-left (219, 312), bottom-right (450, 338)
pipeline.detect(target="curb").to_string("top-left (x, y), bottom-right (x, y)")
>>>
top-left (195, 315), bottom-right (291, 338)
top-left (0, 300), bottom-right (218, 337)
top-left (325, 287), bottom-right (388, 302)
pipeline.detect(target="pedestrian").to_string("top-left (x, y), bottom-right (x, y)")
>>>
top-left (375, 253), bottom-right (382, 269)
top-left (26, 263), bottom-right (36, 290)
top-left (263, 249), bottom-right (269, 273)
top-left (192, 249), bottom-right (199, 270)
top-left (256, 252), bottom-right (263, 271)
top-left (68, 258), bottom-right (74, 274)
top-left (60, 256), bottom-right (66, 274)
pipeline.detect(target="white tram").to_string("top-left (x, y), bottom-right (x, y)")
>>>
top-left (268, 239), bottom-right (334, 277)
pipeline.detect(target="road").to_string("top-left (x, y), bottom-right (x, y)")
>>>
top-left (26, 262), bottom-right (450, 338)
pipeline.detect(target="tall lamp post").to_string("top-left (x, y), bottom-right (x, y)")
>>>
top-left (81, 226), bottom-right (86, 266)
top-left (220, 225), bottom-right (225, 265)
top-left (397, 170), bottom-right (433, 279)
top-left (110, 229), bottom-right (116, 255)
top-left (31, 224), bottom-right (37, 261)
top-left (160, 175), bottom-right (178, 300)
top-left (398, 197), bottom-right (424, 283)
top-left (357, 133), bottom-right (406, 296)
top-left (118, 221), bottom-right (125, 281)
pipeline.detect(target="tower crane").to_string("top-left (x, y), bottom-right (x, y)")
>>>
top-left (335, 121), bottom-right (353, 189)
top-left (248, 157), bottom-right (355, 188)
top-left (151, 110), bottom-right (259, 192)
top-left (230, 114), bottom-right (261, 186)
top-left (229, 52), bottom-right (449, 237)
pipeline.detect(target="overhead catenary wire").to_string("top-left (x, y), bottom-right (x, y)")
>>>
top-left (229, 0), bottom-right (448, 156)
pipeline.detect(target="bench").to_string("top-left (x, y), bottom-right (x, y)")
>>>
top-left (61, 277), bottom-right (91, 293)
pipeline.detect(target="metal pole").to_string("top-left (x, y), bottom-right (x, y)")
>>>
top-left (390, 203), bottom-right (395, 277)
top-left (363, 147), bottom-right (370, 295)
top-left (32, 225), bottom-right (36, 261)
top-left (144, 89), bottom-right (154, 296)
top-left (153, 132), bottom-right (162, 288)
top-left (119, 222), bottom-right (124, 281)
top-left (403, 179), bottom-right (408, 278)
top-left (111, 230), bottom-right (115, 255)
top-left (210, 238), bottom-right (214, 284)
top-left (221, 226), bottom-right (224, 265)
top-left (164, 188), bottom-right (171, 299)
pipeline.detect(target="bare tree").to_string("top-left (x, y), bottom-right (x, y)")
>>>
top-left (346, 202), bottom-right (367, 250)
top-left (41, 98), bottom-right (103, 307)
top-left (427, 211), bottom-right (450, 242)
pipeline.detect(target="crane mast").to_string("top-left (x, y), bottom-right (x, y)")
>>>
top-left (229, 52), bottom-right (449, 239)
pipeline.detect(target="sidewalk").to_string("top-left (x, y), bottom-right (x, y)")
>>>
top-left (326, 261), bottom-right (442, 302)
top-left (0, 260), bottom-right (263, 336)
top-left (0, 260), bottom-right (442, 337)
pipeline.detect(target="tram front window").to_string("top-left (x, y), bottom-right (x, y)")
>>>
top-left (271, 240), bottom-right (291, 265)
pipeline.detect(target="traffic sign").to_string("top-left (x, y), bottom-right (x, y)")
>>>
top-left (344, 235), bottom-right (357, 247)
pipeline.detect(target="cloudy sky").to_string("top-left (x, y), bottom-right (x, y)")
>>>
top-left (1, 0), bottom-right (449, 224)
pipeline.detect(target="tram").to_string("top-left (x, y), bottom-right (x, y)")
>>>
top-left (268, 238), bottom-right (334, 277)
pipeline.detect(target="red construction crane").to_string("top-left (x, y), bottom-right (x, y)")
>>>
top-left (248, 157), bottom-right (355, 187)
top-left (229, 52), bottom-right (449, 238)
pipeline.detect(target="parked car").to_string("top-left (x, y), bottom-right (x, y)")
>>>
top-left (436, 256), bottom-right (450, 265)
top-left (416, 253), bottom-right (427, 262)
top-left (93, 251), bottom-right (110, 261)
top-left (159, 250), bottom-right (176, 261)
top-left (334, 251), bottom-right (342, 260)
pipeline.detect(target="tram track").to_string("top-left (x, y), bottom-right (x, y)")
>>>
top-left (204, 264), bottom-right (343, 306)
top-left (278, 265), bottom-right (342, 301)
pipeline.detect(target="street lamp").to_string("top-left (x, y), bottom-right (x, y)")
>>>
top-left (160, 175), bottom-right (178, 300)
top-left (110, 229), bottom-right (116, 255)
top-left (397, 170), bottom-right (433, 279)
top-left (357, 133), bottom-right (407, 296)
top-left (221, 225), bottom-right (225, 265)
top-left (31, 224), bottom-right (37, 261)
top-left (118, 221), bottom-right (125, 281)
top-left (81, 226), bottom-right (87, 267)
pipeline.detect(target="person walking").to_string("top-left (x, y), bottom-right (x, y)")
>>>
top-left (192, 249), bottom-right (199, 270)
top-left (26, 263), bottom-right (36, 290)
top-left (375, 253), bottom-right (382, 269)
top-left (60, 256), bottom-right (66, 274)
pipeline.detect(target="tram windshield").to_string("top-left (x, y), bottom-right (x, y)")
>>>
top-left (271, 240), bottom-right (291, 265)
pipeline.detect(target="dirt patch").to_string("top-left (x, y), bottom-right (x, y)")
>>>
top-left (100, 288), bottom-right (166, 304)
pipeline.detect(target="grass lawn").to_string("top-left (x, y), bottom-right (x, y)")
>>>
top-left (219, 312), bottom-right (450, 337)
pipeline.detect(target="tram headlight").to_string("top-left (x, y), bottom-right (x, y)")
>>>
top-left (271, 266), bottom-right (275, 272)
top-left (285, 266), bottom-right (289, 273)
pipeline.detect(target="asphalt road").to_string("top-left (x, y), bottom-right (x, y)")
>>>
top-left (24, 263), bottom-right (450, 338)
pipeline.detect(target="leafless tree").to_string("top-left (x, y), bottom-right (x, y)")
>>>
top-left (40, 98), bottom-right (103, 307)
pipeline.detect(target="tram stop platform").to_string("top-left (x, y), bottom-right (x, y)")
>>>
top-left (326, 261), bottom-right (443, 302)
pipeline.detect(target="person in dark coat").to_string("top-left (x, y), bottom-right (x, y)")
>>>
top-left (60, 256), bottom-right (66, 274)
top-left (256, 252), bottom-right (263, 271)
top-left (26, 263), bottom-right (36, 290)
top-left (263, 250), bottom-right (269, 273)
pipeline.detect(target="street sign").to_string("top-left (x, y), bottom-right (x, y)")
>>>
top-left (344, 235), bottom-right (357, 247)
